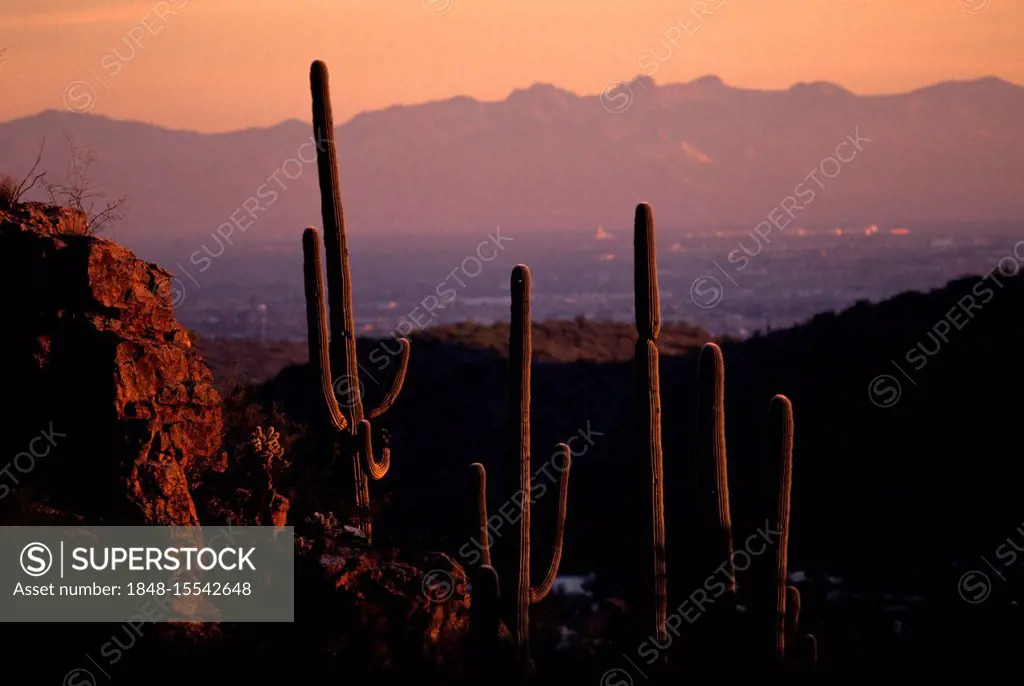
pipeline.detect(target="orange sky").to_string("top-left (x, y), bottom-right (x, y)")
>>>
top-left (0, 0), bottom-right (1020, 132)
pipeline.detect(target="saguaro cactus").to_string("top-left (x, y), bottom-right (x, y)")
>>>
top-left (770, 394), bottom-right (794, 661)
top-left (472, 265), bottom-right (572, 670)
top-left (751, 393), bottom-right (794, 664)
top-left (685, 341), bottom-right (738, 663)
top-left (694, 342), bottom-right (736, 592)
top-left (301, 60), bottom-right (411, 540)
top-left (626, 204), bottom-right (811, 669)
top-left (634, 203), bottom-right (667, 644)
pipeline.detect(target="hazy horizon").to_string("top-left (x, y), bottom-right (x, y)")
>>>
top-left (1, 0), bottom-right (1022, 131)
top-left (4, 72), bottom-right (1022, 134)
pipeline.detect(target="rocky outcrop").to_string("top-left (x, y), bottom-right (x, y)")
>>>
top-left (0, 202), bottom-right (222, 525)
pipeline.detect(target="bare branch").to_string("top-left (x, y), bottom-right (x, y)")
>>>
top-left (43, 136), bottom-right (127, 235)
top-left (0, 136), bottom-right (47, 210)
top-left (15, 136), bottom-right (48, 199)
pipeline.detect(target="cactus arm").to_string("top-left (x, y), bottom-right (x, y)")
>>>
top-left (696, 342), bottom-right (735, 591)
top-left (469, 463), bottom-right (492, 568)
top-left (302, 227), bottom-right (348, 432)
top-left (358, 419), bottom-right (390, 480)
top-left (770, 394), bottom-right (795, 660)
top-left (367, 337), bottom-right (411, 419)
top-left (530, 444), bottom-right (571, 603)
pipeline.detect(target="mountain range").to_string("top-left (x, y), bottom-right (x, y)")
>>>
top-left (1, 75), bottom-right (1022, 247)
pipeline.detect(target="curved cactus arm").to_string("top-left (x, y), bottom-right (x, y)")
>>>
top-left (358, 419), bottom-right (390, 480)
top-left (367, 337), bottom-right (411, 419)
top-left (469, 462), bottom-right (492, 568)
top-left (530, 444), bottom-right (571, 603)
top-left (302, 227), bottom-right (348, 432)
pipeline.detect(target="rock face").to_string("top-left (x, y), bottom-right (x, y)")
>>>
top-left (0, 202), bottom-right (222, 525)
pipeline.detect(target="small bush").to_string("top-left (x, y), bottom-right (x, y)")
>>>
top-left (0, 174), bottom-right (19, 210)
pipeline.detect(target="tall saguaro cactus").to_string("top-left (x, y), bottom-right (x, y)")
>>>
top-left (301, 60), bottom-right (411, 540)
top-left (634, 203), bottom-right (667, 644)
top-left (474, 264), bottom-right (572, 671)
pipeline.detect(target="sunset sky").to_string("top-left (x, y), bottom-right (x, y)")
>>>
top-left (0, 0), bottom-right (1020, 132)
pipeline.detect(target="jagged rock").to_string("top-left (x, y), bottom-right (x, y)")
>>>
top-left (0, 202), bottom-right (221, 525)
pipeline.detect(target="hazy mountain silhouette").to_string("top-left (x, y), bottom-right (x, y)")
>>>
top-left (1, 75), bottom-right (1022, 247)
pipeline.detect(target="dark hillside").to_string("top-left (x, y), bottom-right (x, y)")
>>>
top-left (204, 267), bottom-right (1024, 595)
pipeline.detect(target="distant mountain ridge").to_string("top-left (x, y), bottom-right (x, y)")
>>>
top-left (1, 75), bottom-right (1021, 249)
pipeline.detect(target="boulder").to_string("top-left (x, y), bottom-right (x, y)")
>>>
top-left (0, 202), bottom-right (222, 525)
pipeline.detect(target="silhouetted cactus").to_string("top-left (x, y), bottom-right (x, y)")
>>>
top-left (472, 265), bottom-right (572, 671)
top-left (769, 394), bottom-right (794, 662)
top-left (633, 203), bottom-right (667, 644)
top-left (694, 342), bottom-right (736, 591)
top-left (749, 394), bottom-right (795, 668)
top-left (301, 60), bottom-right (410, 541)
top-left (628, 203), bottom-right (814, 673)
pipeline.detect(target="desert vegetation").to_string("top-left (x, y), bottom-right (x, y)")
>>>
top-left (0, 136), bottom-right (126, 234)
